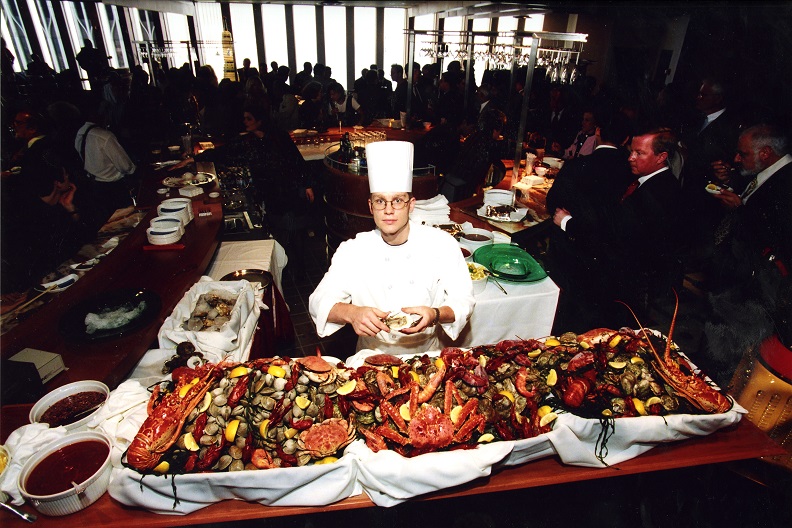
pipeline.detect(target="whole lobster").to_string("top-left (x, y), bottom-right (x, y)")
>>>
top-left (127, 364), bottom-right (220, 471)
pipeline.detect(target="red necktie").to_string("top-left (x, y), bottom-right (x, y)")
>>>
top-left (620, 180), bottom-right (640, 203)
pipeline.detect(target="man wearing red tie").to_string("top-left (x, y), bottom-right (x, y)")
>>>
top-left (553, 128), bottom-right (683, 324)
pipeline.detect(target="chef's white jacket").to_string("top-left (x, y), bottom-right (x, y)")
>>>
top-left (309, 221), bottom-right (475, 354)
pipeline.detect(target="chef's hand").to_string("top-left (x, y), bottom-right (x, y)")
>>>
top-left (330, 303), bottom-right (389, 336)
top-left (398, 306), bottom-right (433, 333)
top-left (712, 189), bottom-right (742, 210)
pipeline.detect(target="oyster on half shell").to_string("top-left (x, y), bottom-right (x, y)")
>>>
top-left (382, 311), bottom-right (422, 331)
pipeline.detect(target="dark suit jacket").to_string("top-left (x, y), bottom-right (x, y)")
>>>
top-left (681, 109), bottom-right (742, 193)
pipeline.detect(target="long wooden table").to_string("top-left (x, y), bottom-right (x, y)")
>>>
top-left (0, 200), bottom-right (223, 414)
top-left (0, 416), bottom-right (782, 527)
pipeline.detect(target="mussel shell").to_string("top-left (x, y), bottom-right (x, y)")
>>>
top-left (214, 454), bottom-right (233, 470)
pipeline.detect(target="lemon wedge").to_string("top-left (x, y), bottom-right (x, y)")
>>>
top-left (314, 456), bottom-right (339, 465)
top-left (183, 432), bottom-right (200, 451)
top-left (409, 371), bottom-right (420, 383)
top-left (609, 335), bottom-right (622, 348)
top-left (539, 412), bottom-right (558, 427)
top-left (579, 341), bottom-right (591, 349)
top-left (545, 338), bottom-right (561, 347)
top-left (295, 396), bottom-right (311, 409)
top-left (546, 369), bottom-right (558, 386)
top-left (527, 349), bottom-right (542, 358)
top-left (229, 365), bottom-right (249, 378)
top-left (225, 419), bottom-right (240, 441)
top-left (268, 365), bottom-right (287, 378)
top-left (602, 409), bottom-right (613, 417)
top-left (630, 357), bottom-right (645, 365)
top-left (645, 396), bottom-right (662, 407)
top-left (178, 378), bottom-right (199, 398)
top-left (336, 379), bottom-right (357, 395)
top-left (259, 419), bottom-right (270, 437)
top-left (391, 366), bottom-right (399, 377)
top-left (608, 361), bottom-right (627, 369)
top-left (633, 398), bottom-right (648, 416)
top-left (153, 461), bottom-right (170, 474)
top-left (399, 403), bottom-right (411, 421)
top-left (435, 358), bottom-right (445, 369)
top-left (450, 405), bottom-right (463, 425)
top-left (477, 433), bottom-right (495, 443)
top-left (284, 427), bottom-right (299, 439)
top-left (498, 390), bottom-right (515, 404)
top-left (478, 355), bottom-right (487, 367)
top-left (537, 405), bottom-right (553, 418)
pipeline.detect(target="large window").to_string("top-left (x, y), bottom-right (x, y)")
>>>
top-left (161, 12), bottom-right (192, 71)
top-left (353, 6), bottom-right (376, 78)
top-left (383, 8), bottom-right (405, 74)
top-left (194, 2), bottom-right (223, 81)
top-left (97, 3), bottom-right (129, 69)
top-left (322, 6), bottom-right (346, 89)
top-left (230, 3), bottom-right (257, 70)
top-left (293, 5), bottom-right (317, 74)
top-left (31, 0), bottom-right (69, 71)
top-left (261, 4), bottom-right (287, 71)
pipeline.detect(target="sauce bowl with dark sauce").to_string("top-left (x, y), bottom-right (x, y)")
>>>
top-left (30, 380), bottom-right (109, 431)
top-left (17, 431), bottom-right (113, 516)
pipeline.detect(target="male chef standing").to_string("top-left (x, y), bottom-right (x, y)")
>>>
top-left (309, 141), bottom-right (475, 353)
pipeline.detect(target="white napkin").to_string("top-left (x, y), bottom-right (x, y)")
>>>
top-left (412, 195), bottom-right (451, 225)
top-left (0, 424), bottom-right (68, 505)
top-left (158, 277), bottom-right (262, 363)
top-left (87, 380), bottom-right (150, 467)
top-left (414, 194), bottom-right (449, 210)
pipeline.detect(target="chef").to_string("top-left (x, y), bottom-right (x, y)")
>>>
top-left (309, 141), bottom-right (475, 354)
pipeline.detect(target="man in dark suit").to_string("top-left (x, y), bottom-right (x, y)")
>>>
top-left (700, 123), bottom-right (792, 385)
top-left (236, 58), bottom-right (259, 86)
top-left (680, 78), bottom-right (743, 269)
top-left (553, 128), bottom-right (683, 327)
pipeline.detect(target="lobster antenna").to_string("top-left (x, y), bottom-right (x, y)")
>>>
top-left (613, 299), bottom-right (658, 357)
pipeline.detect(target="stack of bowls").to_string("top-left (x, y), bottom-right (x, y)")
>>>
top-left (159, 198), bottom-right (194, 224)
top-left (148, 216), bottom-right (184, 245)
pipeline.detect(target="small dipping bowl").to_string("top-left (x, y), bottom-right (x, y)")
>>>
top-left (468, 262), bottom-right (488, 295)
top-left (29, 380), bottom-right (110, 431)
top-left (534, 166), bottom-right (548, 177)
top-left (18, 431), bottom-right (113, 516)
top-left (458, 227), bottom-right (494, 254)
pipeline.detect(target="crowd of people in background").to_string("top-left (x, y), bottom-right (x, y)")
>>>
top-left (1, 44), bottom-right (789, 387)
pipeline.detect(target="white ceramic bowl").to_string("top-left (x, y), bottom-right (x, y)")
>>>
top-left (146, 226), bottom-right (183, 245)
top-left (458, 227), bottom-right (494, 254)
top-left (468, 262), bottom-right (488, 295)
top-left (162, 198), bottom-right (194, 220)
top-left (157, 203), bottom-right (190, 226)
top-left (17, 431), bottom-right (112, 516)
top-left (150, 215), bottom-right (184, 231)
top-left (534, 166), bottom-right (548, 177)
top-left (29, 380), bottom-right (109, 431)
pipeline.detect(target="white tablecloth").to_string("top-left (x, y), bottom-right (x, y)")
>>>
top-left (205, 239), bottom-right (287, 294)
top-left (440, 276), bottom-right (559, 347)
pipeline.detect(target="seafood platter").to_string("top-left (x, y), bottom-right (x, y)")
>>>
top-left (2, 292), bottom-right (742, 514)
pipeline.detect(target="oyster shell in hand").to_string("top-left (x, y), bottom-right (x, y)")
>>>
top-left (382, 311), bottom-right (422, 331)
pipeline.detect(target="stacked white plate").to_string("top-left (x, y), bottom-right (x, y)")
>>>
top-left (157, 200), bottom-right (191, 226)
top-left (483, 188), bottom-right (515, 207)
top-left (162, 197), bottom-right (194, 220)
top-left (147, 216), bottom-right (184, 245)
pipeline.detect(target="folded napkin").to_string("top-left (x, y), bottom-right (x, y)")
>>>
top-left (414, 194), bottom-right (449, 210)
top-left (0, 424), bottom-right (68, 505)
top-left (87, 380), bottom-right (150, 467)
top-left (412, 195), bottom-right (451, 225)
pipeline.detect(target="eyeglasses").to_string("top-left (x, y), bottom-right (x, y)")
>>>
top-left (370, 197), bottom-right (410, 210)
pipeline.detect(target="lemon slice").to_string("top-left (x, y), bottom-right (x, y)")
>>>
top-left (409, 371), bottom-right (420, 383)
top-left (527, 349), bottom-right (542, 358)
top-left (284, 427), bottom-right (299, 439)
top-left (225, 419), bottom-right (240, 441)
top-left (178, 378), bottom-right (199, 398)
top-left (198, 392), bottom-right (211, 413)
top-left (545, 338), bottom-right (561, 347)
top-left (630, 357), bottom-right (645, 364)
top-left (579, 341), bottom-right (591, 349)
top-left (539, 411), bottom-right (558, 426)
top-left (229, 365), bottom-right (249, 378)
top-left (314, 456), bottom-right (339, 465)
top-left (608, 361), bottom-right (627, 369)
top-left (645, 396), bottom-right (662, 407)
top-left (153, 461), bottom-right (170, 474)
top-left (633, 398), bottom-right (647, 416)
top-left (336, 379), bottom-right (357, 395)
top-left (477, 433), bottom-right (495, 443)
top-left (295, 396), bottom-right (311, 409)
top-left (268, 365), bottom-right (287, 378)
top-left (478, 355), bottom-right (487, 367)
top-left (399, 403), bottom-right (411, 421)
top-left (498, 390), bottom-right (515, 404)
top-left (602, 409), bottom-right (613, 417)
top-left (609, 335), bottom-right (622, 348)
top-left (537, 405), bottom-right (553, 418)
top-left (450, 405), bottom-right (463, 425)
top-left (184, 431), bottom-right (200, 451)
top-left (546, 369), bottom-right (558, 386)
top-left (391, 366), bottom-right (399, 377)
top-left (259, 419), bottom-right (270, 437)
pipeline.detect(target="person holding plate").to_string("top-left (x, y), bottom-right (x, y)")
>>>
top-left (309, 141), bottom-right (475, 354)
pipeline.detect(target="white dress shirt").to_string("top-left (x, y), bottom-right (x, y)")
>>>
top-left (75, 122), bottom-right (136, 183)
top-left (742, 153), bottom-right (792, 204)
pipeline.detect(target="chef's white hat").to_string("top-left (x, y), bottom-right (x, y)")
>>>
top-left (366, 141), bottom-right (413, 193)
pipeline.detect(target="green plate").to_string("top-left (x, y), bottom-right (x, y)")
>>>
top-left (472, 244), bottom-right (548, 282)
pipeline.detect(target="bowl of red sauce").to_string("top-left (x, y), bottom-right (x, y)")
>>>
top-left (17, 431), bottom-right (112, 516)
top-left (29, 380), bottom-right (109, 431)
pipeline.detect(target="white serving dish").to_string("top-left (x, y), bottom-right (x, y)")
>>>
top-left (149, 216), bottom-right (184, 231)
top-left (29, 380), bottom-right (110, 431)
top-left (458, 227), bottom-right (494, 254)
top-left (17, 431), bottom-right (112, 516)
top-left (543, 156), bottom-right (564, 169)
